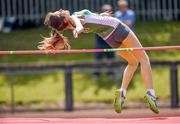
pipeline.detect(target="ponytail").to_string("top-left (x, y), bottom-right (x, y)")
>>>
top-left (38, 30), bottom-right (71, 50)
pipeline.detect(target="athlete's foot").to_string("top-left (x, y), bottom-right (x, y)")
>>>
top-left (114, 89), bottom-right (125, 113)
top-left (144, 91), bottom-right (159, 114)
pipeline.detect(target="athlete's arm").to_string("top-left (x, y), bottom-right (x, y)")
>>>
top-left (71, 15), bottom-right (84, 38)
top-left (73, 9), bottom-right (97, 16)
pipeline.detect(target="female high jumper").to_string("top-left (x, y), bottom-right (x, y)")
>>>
top-left (38, 9), bottom-right (159, 114)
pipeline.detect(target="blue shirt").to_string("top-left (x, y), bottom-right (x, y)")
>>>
top-left (114, 9), bottom-right (135, 31)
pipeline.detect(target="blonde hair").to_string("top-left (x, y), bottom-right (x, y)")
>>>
top-left (44, 12), bottom-right (53, 27)
top-left (38, 31), bottom-right (70, 50)
top-left (38, 12), bottom-right (71, 50)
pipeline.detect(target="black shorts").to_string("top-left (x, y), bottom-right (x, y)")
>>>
top-left (105, 23), bottom-right (130, 48)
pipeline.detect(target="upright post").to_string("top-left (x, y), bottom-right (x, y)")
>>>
top-left (64, 67), bottom-right (73, 111)
top-left (8, 73), bottom-right (15, 113)
top-left (170, 62), bottom-right (179, 108)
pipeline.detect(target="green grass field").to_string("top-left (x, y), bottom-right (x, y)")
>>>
top-left (0, 22), bottom-right (180, 105)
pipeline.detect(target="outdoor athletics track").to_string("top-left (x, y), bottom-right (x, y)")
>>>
top-left (1, 108), bottom-right (180, 124)
top-left (0, 46), bottom-right (180, 123)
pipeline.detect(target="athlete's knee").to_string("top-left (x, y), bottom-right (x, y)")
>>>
top-left (128, 59), bottom-right (139, 67)
top-left (139, 53), bottom-right (150, 65)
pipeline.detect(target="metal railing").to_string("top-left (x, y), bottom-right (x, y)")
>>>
top-left (0, 0), bottom-right (180, 25)
top-left (0, 60), bottom-right (179, 113)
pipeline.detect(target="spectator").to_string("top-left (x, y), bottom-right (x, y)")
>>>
top-left (114, 0), bottom-right (135, 31)
top-left (93, 4), bottom-right (115, 80)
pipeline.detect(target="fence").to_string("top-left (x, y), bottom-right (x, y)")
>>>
top-left (0, 0), bottom-right (180, 25)
top-left (0, 60), bottom-right (179, 113)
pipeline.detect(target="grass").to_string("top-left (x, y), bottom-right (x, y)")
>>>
top-left (0, 66), bottom-right (179, 105)
top-left (0, 21), bottom-right (180, 105)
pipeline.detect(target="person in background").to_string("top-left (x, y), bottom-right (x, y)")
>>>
top-left (114, 0), bottom-right (135, 31)
top-left (93, 4), bottom-right (115, 80)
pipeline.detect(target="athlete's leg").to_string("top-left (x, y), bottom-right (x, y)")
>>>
top-left (120, 31), bottom-right (159, 114)
top-left (121, 31), bottom-right (153, 89)
top-left (117, 44), bottom-right (139, 90)
top-left (114, 44), bottom-right (138, 113)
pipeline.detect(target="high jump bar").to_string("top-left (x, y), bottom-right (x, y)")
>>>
top-left (0, 45), bottom-right (180, 55)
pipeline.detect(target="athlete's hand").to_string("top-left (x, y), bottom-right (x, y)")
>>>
top-left (73, 29), bottom-right (78, 38)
